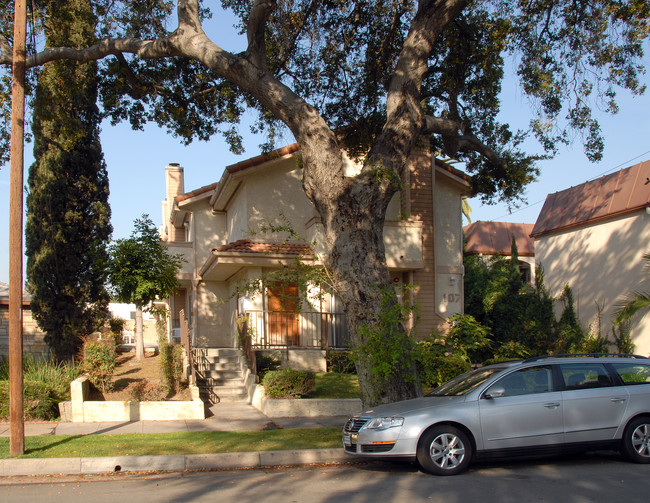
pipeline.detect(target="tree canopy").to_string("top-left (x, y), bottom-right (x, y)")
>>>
top-left (1, 0), bottom-right (648, 405)
top-left (108, 215), bottom-right (183, 360)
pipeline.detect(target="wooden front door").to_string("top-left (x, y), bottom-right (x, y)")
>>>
top-left (268, 282), bottom-right (300, 346)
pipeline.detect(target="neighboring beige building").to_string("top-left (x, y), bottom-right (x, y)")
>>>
top-left (463, 221), bottom-right (536, 283)
top-left (0, 282), bottom-right (49, 359)
top-left (159, 145), bottom-right (471, 368)
top-left (531, 160), bottom-right (650, 355)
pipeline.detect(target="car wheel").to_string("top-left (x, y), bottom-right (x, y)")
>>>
top-left (621, 417), bottom-right (650, 464)
top-left (416, 425), bottom-right (473, 476)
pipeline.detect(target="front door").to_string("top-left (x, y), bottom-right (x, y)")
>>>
top-left (268, 282), bottom-right (300, 346)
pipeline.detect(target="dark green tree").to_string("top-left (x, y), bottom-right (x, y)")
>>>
top-left (108, 215), bottom-right (184, 361)
top-left (1, 0), bottom-right (648, 405)
top-left (25, 0), bottom-right (112, 361)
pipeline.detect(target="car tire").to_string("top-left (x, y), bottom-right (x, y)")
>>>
top-left (621, 417), bottom-right (650, 464)
top-left (416, 425), bottom-right (473, 476)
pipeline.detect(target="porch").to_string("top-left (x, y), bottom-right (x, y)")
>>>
top-left (242, 309), bottom-right (350, 350)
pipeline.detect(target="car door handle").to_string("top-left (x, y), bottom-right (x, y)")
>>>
top-left (544, 402), bottom-right (561, 409)
top-left (610, 397), bottom-right (627, 404)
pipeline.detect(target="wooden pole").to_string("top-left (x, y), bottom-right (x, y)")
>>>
top-left (9, 0), bottom-right (28, 456)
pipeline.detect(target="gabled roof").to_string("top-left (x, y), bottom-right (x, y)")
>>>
top-left (175, 182), bottom-right (218, 204)
top-left (531, 160), bottom-right (650, 238)
top-left (464, 221), bottom-right (535, 257)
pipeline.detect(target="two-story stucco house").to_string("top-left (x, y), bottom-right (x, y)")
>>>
top-left (159, 143), bottom-right (471, 373)
top-left (531, 160), bottom-right (650, 355)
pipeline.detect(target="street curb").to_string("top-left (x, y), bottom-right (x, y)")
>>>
top-left (0, 449), bottom-right (360, 477)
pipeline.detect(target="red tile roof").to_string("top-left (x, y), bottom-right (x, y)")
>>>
top-left (464, 221), bottom-right (535, 257)
top-left (175, 182), bottom-right (218, 203)
top-left (213, 239), bottom-right (312, 256)
top-left (531, 160), bottom-right (650, 238)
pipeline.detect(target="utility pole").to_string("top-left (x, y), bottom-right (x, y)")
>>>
top-left (9, 0), bottom-right (27, 456)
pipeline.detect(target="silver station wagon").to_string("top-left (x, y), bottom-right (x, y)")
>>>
top-left (343, 354), bottom-right (650, 475)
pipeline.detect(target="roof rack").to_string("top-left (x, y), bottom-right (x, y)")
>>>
top-left (523, 353), bottom-right (648, 363)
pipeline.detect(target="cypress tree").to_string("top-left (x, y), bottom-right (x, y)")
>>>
top-left (25, 0), bottom-right (112, 361)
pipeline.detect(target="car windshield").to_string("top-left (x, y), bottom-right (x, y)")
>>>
top-left (426, 367), bottom-right (505, 396)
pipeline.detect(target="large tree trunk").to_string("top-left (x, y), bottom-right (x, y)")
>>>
top-left (135, 300), bottom-right (144, 361)
top-left (322, 180), bottom-right (422, 408)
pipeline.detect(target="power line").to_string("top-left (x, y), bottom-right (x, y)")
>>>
top-left (489, 150), bottom-right (650, 222)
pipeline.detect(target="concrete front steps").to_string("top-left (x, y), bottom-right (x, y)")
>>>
top-left (192, 348), bottom-right (255, 404)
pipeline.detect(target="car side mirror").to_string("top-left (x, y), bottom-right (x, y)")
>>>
top-left (484, 386), bottom-right (506, 399)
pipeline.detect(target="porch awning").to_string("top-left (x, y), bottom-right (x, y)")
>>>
top-left (199, 239), bottom-right (315, 281)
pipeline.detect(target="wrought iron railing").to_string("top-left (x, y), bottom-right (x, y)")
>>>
top-left (243, 310), bottom-right (350, 349)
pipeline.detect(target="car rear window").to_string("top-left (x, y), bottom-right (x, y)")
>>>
top-left (611, 363), bottom-right (650, 385)
top-left (559, 364), bottom-right (614, 390)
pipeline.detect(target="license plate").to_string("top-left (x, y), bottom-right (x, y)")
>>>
top-left (343, 434), bottom-right (352, 447)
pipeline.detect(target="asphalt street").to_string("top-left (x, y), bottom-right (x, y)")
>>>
top-left (2, 452), bottom-right (648, 503)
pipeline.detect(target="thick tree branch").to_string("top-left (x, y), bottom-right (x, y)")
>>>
top-left (423, 115), bottom-right (504, 167)
top-left (247, 0), bottom-right (275, 69)
top-left (368, 0), bottom-right (470, 204)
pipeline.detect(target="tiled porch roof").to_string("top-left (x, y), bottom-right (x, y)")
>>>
top-left (213, 239), bottom-right (312, 256)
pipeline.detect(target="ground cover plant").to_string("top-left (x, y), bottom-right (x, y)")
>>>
top-left (0, 356), bottom-right (81, 421)
top-left (0, 428), bottom-right (342, 459)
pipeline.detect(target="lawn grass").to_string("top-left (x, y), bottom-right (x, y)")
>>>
top-left (309, 373), bottom-right (359, 399)
top-left (0, 427), bottom-right (343, 459)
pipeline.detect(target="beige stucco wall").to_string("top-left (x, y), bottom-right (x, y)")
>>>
top-left (534, 210), bottom-right (650, 356)
top-left (194, 281), bottom-right (232, 347)
top-left (434, 174), bottom-right (465, 318)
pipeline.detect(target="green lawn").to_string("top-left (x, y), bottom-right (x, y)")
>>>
top-left (0, 427), bottom-right (342, 459)
top-left (309, 373), bottom-right (359, 399)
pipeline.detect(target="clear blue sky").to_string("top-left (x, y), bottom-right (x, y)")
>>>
top-left (1, 12), bottom-right (649, 284)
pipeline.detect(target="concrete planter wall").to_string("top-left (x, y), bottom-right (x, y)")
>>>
top-left (64, 376), bottom-right (205, 422)
top-left (251, 384), bottom-right (362, 417)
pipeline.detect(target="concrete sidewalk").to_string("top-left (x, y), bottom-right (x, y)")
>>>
top-left (0, 403), bottom-right (349, 437)
top-left (0, 403), bottom-right (355, 478)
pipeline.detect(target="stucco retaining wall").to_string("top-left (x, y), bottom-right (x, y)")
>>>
top-left (251, 384), bottom-right (362, 417)
top-left (65, 376), bottom-right (205, 422)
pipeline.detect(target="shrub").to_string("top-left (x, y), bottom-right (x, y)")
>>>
top-left (262, 368), bottom-right (315, 398)
top-left (326, 350), bottom-right (356, 374)
top-left (159, 336), bottom-right (184, 393)
top-left (414, 350), bottom-right (470, 390)
top-left (0, 356), bottom-right (81, 420)
top-left (125, 380), bottom-right (167, 401)
top-left (256, 353), bottom-right (281, 380)
top-left (79, 337), bottom-right (116, 392)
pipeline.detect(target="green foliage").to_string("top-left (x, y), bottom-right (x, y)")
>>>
top-left (447, 313), bottom-right (492, 363)
top-left (326, 350), bottom-right (356, 374)
top-left (614, 253), bottom-right (650, 325)
top-left (354, 286), bottom-right (417, 384)
top-left (125, 380), bottom-right (168, 401)
top-left (108, 317), bottom-right (125, 336)
top-left (262, 369), bottom-right (315, 398)
top-left (79, 337), bottom-right (116, 392)
top-left (0, 356), bottom-right (81, 420)
top-left (413, 342), bottom-right (471, 390)
top-left (24, 0), bottom-right (112, 361)
top-left (612, 321), bottom-right (636, 354)
top-left (255, 353), bottom-right (281, 381)
top-left (108, 215), bottom-right (184, 309)
top-left (159, 336), bottom-right (184, 393)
